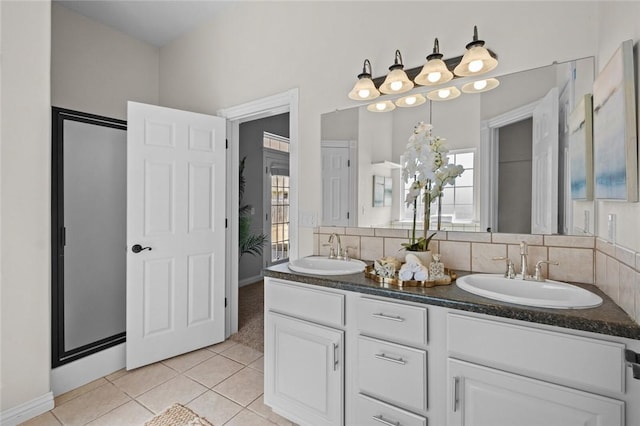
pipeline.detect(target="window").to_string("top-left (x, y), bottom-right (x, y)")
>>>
top-left (270, 174), bottom-right (289, 262)
top-left (263, 132), bottom-right (289, 153)
top-left (402, 150), bottom-right (476, 230)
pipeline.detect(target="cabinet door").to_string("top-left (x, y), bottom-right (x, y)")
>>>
top-left (448, 359), bottom-right (623, 426)
top-left (265, 311), bottom-right (344, 426)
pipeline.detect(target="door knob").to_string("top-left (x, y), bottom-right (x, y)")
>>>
top-left (132, 244), bottom-right (152, 253)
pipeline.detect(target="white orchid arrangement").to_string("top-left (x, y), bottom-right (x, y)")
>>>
top-left (401, 122), bottom-right (464, 252)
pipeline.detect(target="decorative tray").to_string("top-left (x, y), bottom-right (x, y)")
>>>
top-left (364, 265), bottom-right (457, 288)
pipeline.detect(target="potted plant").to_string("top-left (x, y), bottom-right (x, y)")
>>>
top-left (239, 156), bottom-right (267, 257)
top-left (401, 122), bottom-right (464, 264)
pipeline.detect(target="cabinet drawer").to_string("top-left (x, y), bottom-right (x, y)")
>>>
top-left (355, 394), bottom-right (427, 426)
top-left (266, 278), bottom-right (344, 327)
top-left (357, 336), bottom-right (427, 412)
top-left (448, 313), bottom-right (626, 394)
top-left (357, 297), bottom-right (427, 346)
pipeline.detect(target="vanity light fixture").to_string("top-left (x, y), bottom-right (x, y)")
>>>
top-left (453, 26), bottom-right (498, 77)
top-left (379, 50), bottom-right (414, 95)
top-left (414, 38), bottom-right (454, 86)
top-left (395, 93), bottom-right (427, 108)
top-left (461, 77), bottom-right (500, 93)
top-left (426, 86), bottom-right (461, 101)
top-left (367, 100), bottom-right (396, 112)
top-left (348, 59), bottom-right (381, 101)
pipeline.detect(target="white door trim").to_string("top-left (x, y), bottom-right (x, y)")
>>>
top-left (218, 89), bottom-right (299, 337)
top-left (479, 100), bottom-right (538, 232)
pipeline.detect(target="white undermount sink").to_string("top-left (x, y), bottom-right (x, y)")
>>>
top-left (456, 274), bottom-right (603, 309)
top-left (288, 256), bottom-right (367, 275)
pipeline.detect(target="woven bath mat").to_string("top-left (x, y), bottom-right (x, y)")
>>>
top-left (144, 403), bottom-right (214, 426)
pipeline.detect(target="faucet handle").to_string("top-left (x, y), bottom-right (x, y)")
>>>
top-left (493, 256), bottom-right (516, 279)
top-left (520, 241), bottom-right (528, 255)
top-left (322, 243), bottom-right (336, 259)
top-left (342, 246), bottom-right (357, 261)
top-left (534, 260), bottom-right (559, 281)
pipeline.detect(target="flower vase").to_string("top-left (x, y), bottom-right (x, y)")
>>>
top-left (406, 250), bottom-right (432, 268)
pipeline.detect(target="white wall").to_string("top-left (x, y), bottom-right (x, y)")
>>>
top-left (594, 2), bottom-right (640, 252)
top-left (0, 0), bottom-right (52, 414)
top-left (51, 3), bottom-right (159, 120)
top-left (159, 1), bottom-right (598, 255)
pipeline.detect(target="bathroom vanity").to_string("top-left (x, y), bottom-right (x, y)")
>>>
top-left (263, 263), bottom-right (640, 426)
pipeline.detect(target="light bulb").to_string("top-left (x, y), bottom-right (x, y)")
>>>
top-left (427, 72), bottom-right (441, 83)
top-left (390, 81), bottom-right (403, 91)
top-left (358, 89), bottom-right (370, 98)
top-left (473, 80), bottom-right (488, 90)
top-left (405, 96), bottom-right (417, 105)
top-left (438, 89), bottom-right (451, 99)
top-left (376, 102), bottom-right (386, 111)
top-left (468, 59), bottom-right (484, 73)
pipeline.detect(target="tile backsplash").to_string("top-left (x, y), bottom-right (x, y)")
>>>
top-left (313, 227), bottom-right (640, 324)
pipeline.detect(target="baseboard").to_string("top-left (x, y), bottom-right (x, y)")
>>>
top-left (51, 342), bottom-right (125, 396)
top-left (239, 274), bottom-right (263, 287)
top-left (0, 392), bottom-right (54, 426)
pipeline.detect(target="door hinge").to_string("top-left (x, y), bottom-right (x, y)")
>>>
top-left (225, 297), bottom-right (227, 308)
top-left (225, 139), bottom-right (228, 149)
top-left (225, 218), bottom-right (228, 228)
top-left (347, 159), bottom-right (351, 167)
top-left (347, 212), bottom-right (350, 219)
top-left (266, 166), bottom-right (268, 174)
top-left (61, 227), bottom-right (66, 246)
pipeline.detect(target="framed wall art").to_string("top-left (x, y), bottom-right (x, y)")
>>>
top-left (569, 94), bottom-right (593, 200)
top-left (592, 39), bottom-right (638, 201)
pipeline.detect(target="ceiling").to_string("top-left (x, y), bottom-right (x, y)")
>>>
top-left (55, 0), bottom-right (233, 47)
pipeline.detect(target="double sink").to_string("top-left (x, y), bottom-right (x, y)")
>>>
top-left (288, 256), bottom-right (603, 310)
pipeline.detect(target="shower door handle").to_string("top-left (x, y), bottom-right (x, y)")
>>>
top-left (132, 244), bottom-right (152, 253)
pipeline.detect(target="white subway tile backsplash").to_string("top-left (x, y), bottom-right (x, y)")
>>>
top-left (383, 238), bottom-right (408, 262)
top-left (595, 251), bottom-right (607, 293)
top-left (375, 228), bottom-right (409, 238)
top-left (341, 235), bottom-right (361, 259)
top-left (596, 238), bottom-right (616, 257)
top-left (360, 237), bottom-right (384, 261)
top-left (318, 226), bottom-right (345, 235)
top-left (448, 231), bottom-right (491, 243)
top-left (507, 245), bottom-right (547, 276)
top-left (491, 233), bottom-right (544, 245)
top-left (606, 256), bottom-right (621, 305)
top-left (636, 272), bottom-right (640, 324)
top-left (548, 247), bottom-right (593, 285)
top-left (346, 227), bottom-right (375, 236)
top-left (619, 264), bottom-right (635, 319)
top-left (543, 235), bottom-right (594, 248)
top-left (471, 243), bottom-right (507, 273)
top-left (440, 241), bottom-right (471, 271)
top-left (615, 246), bottom-right (636, 268)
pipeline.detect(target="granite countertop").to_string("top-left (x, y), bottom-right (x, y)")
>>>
top-left (265, 262), bottom-right (640, 341)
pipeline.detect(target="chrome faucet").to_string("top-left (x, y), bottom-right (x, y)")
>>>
top-left (519, 241), bottom-right (528, 279)
top-left (328, 233), bottom-right (342, 259)
top-left (493, 256), bottom-right (516, 279)
top-left (534, 260), bottom-right (560, 281)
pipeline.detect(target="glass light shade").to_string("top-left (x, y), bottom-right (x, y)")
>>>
top-left (348, 77), bottom-right (380, 100)
top-left (414, 58), bottom-right (454, 86)
top-left (367, 100), bottom-right (396, 112)
top-left (395, 93), bottom-right (427, 108)
top-left (379, 68), bottom-right (414, 94)
top-left (461, 77), bottom-right (500, 94)
top-left (454, 45), bottom-right (498, 76)
top-left (426, 86), bottom-right (461, 101)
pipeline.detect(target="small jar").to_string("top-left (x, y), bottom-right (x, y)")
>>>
top-left (429, 253), bottom-right (445, 280)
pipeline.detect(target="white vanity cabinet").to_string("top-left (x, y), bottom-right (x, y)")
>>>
top-left (264, 278), bottom-right (345, 426)
top-left (446, 313), bottom-right (628, 426)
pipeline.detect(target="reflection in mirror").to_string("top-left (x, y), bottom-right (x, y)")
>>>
top-left (321, 57), bottom-right (595, 236)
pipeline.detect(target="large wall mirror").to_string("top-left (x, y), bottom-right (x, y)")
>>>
top-left (321, 57), bottom-right (595, 236)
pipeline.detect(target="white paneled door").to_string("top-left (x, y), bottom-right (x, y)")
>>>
top-left (126, 102), bottom-right (226, 370)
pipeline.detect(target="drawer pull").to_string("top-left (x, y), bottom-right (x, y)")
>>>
top-left (372, 414), bottom-right (401, 426)
top-left (452, 376), bottom-right (459, 412)
top-left (333, 343), bottom-right (339, 371)
top-left (375, 353), bottom-right (406, 365)
top-left (372, 312), bottom-right (405, 322)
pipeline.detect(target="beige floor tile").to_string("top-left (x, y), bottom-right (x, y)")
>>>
top-left (187, 390), bottom-right (243, 425)
top-left (220, 343), bottom-right (263, 365)
top-left (247, 356), bottom-right (264, 372)
top-left (85, 401), bottom-right (152, 426)
top-left (214, 368), bottom-right (264, 407)
top-left (162, 348), bottom-right (215, 373)
top-left (104, 369), bottom-right (128, 382)
top-left (52, 382), bottom-right (130, 426)
top-left (248, 395), bottom-right (293, 426)
top-left (112, 363), bottom-right (177, 397)
top-left (54, 378), bottom-right (108, 406)
top-left (225, 409), bottom-right (275, 426)
top-left (136, 375), bottom-right (208, 414)
top-left (207, 339), bottom-right (238, 354)
top-left (185, 354), bottom-right (244, 388)
top-left (18, 411), bottom-right (62, 426)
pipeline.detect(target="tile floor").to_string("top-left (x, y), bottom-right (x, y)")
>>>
top-left (21, 340), bottom-right (294, 426)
